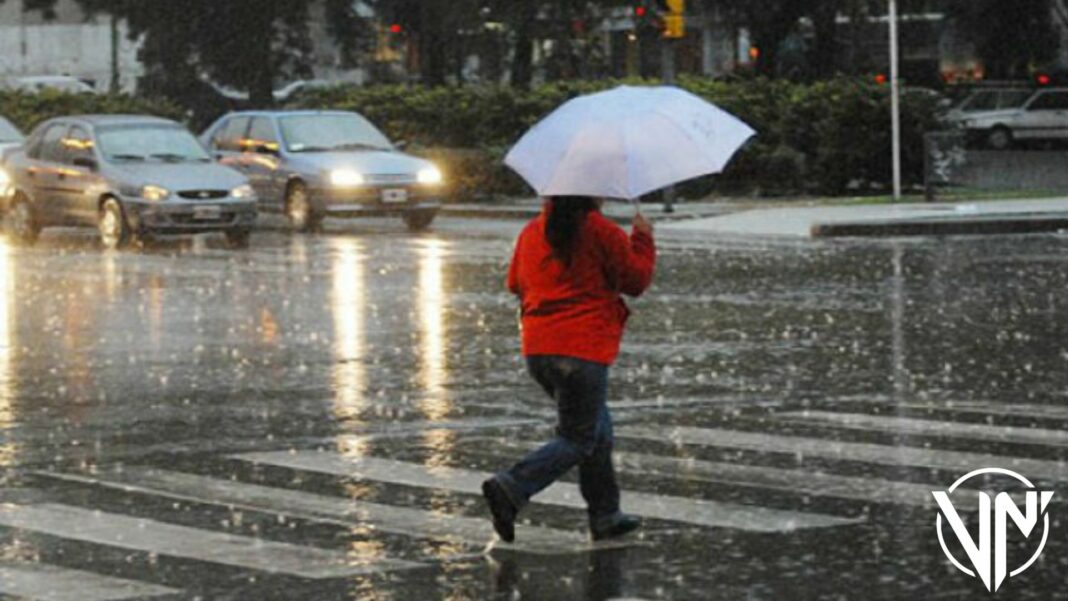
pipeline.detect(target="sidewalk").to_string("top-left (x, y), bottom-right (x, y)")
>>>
top-left (666, 197), bottom-right (1068, 238)
top-left (444, 196), bottom-right (1068, 238)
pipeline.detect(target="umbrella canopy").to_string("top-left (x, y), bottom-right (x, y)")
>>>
top-left (505, 85), bottom-right (756, 200)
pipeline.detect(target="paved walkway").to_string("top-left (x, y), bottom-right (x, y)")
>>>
top-left (665, 197), bottom-right (1068, 238)
top-left (444, 196), bottom-right (1068, 238)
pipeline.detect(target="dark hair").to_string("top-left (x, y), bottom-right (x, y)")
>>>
top-left (545, 196), bottom-right (597, 266)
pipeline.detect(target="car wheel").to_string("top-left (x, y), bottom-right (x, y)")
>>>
top-left (987, 127), bottom-right (1013, 150)
top-left (98, 198), bottom-right (131, 250)
top-left (403, 209), bottom-right (437, 232)
top-left (8, 193), bottom-right (40, 245)
top-left (225, 228), bottom-right (251, 249)
top-left (286, 182), bottom-right (321, 232)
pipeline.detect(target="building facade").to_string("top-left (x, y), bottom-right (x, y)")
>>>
top-left (0, 0), bottom-right (142, 92)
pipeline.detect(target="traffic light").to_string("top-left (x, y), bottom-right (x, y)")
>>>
top-left (663, 0), bottom-right (684, 39)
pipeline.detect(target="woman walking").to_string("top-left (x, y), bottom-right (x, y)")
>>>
top-left (482, 196), bottom-right (655, 542)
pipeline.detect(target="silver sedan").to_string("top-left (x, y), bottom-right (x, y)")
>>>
top-left (1, 115), bottom-right (257, 249)
top-left (201, 110), bottom-right (444, 231)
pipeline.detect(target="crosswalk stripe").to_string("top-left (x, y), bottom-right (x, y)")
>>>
top-left (0, 562), bottom-right (178, 601)
top-left (780, 410), bottom-right (1068, 447)
top-left (618, 425), bottom-right (1068, 482)
top-left (234, 452), bottom-right (862, 532)
top-left (34, 468), bottom-right (625, 555)
top-left (0, 503), bottom-right (422, 579)
top-left (481, 440), bottom-right (968, 510)
top-left (897, 401), bottom-right (1068, 422)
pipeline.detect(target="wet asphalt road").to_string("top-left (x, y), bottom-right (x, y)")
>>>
top-left (0, 216), bottom-right (1066, 600)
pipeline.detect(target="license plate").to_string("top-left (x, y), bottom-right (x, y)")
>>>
top-left (381, 189), bottom-right (408, 203)
top-left (193, 205), bottom-right (221, 220)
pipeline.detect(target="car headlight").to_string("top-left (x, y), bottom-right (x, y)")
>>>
top-left (141, 184), bottom-right (170, 202)
top-left (330, 169), bottom-right (365, 187)
top-left (417, 166), bottom-right (443, 185)
top-left (231, 184), bottom-right (255, 199)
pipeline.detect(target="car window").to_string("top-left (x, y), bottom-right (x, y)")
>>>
top-left (37, 124), bottom-right (69, 163)
top-left (245, 117), bottom-right (279, 151)
top-left (213, 116), bottom-right (251, 152)
top-left (62, 126), bottom-right (95, 165)
top-left (1027, 92), bottom-right (1068, 111)
top-left (279, 113), bottom-right (392, 152)
top-left (0, 117), bottom-right (22, 144)
top-left (960, 91), bottom-right (999, 112)
top-left (98, 124), bottom-right (211, 163)
top-left (999, 90), bottom-right (1032, 109)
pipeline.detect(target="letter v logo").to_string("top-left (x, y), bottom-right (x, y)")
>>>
top-left (933, 468), bottom-right (1054, 593)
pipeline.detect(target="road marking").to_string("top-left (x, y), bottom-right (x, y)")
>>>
top-left (618, 425), bottom-right (1068, 482)
top-left (0, 504), bottom-right (422, 579)
top-left (234, 452), bottom-right (861, 532)
top-left (780, 410), bottom-right (1068, 447)
top-left (34, 468), bottom-right (625, 555)
top-left (897, 400), bottom-right (1068, 422)
top-left (0, 562), bottom-right (178, 601)
top-left (482, 440), bottom-right (970, 510)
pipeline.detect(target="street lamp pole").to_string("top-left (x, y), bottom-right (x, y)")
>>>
top-left (889, 0), bottom-right (902, 202)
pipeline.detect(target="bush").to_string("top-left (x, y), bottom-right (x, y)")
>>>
top-left (0, 81), bottom-right (941, 199)
top-left (0, 90), bottom-right (184, 134)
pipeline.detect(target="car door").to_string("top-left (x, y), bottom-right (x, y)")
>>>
top-left (1018, 91), bottom-right (1068, 140)
top-left (23, 123), bottom-right (68, 224)
top-left (243, 117), bottom-right (285, 208)
top-left (55, 125), bottom-right (103, 224)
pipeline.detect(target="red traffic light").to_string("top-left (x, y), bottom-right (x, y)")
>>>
top-left (634, 6), bottom-right (647, 17)
top-left (389, 23), bottom-right (403, 34)
top-left (874, 73), bottom-right (888, 85)
top-left (1037, 73), bottom-right (1052, 86)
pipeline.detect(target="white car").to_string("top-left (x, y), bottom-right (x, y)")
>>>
top-left (2, 75), bottom-right (96, 94)
top-left (951, 87), bottom-right (1068, 149)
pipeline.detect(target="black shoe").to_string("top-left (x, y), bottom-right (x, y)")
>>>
top-left (590, 513), bottom-right (641, 541)
top-left (482, 477), bottom-right (517, 543)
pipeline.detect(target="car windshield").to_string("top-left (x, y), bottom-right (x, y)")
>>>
top-left (0, 117), bottom-right (22, 143)
top-left (958, 90), bottom-right (1031, 112)
top-left (97, 124), bottom-right (210, 163)
top-left (279, 114), bottom-right (393, 152)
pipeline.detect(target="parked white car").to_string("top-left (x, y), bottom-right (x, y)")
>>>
top-left (944, 88), bottom-right (1032, 123)
top-left (2, 75), bottom-right (96, 94)
top-left (950, 87), bottom-right (1068, 149)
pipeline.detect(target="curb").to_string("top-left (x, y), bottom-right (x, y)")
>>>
top-left (811, 215), bottom-right (1068, 238)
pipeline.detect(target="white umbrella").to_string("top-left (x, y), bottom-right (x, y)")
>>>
top-left (504, 85), bottom-right (756, 200)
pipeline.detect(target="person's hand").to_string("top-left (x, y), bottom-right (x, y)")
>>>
top-left (633, 213), bottom-right (653, 236)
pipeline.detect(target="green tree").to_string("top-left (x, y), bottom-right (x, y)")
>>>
top-left (946, 0), bottom-right (1057, 79)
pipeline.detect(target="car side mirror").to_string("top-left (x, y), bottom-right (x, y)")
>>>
top-left (72, 157), bottom-right (97, 171)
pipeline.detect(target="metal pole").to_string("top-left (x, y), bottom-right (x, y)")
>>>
top-left (889, 0), bottom-right (902, 202)
top-left (660, 37), bottom-right (676, 213)
top-left (110, 14), bottom-right (120, 93)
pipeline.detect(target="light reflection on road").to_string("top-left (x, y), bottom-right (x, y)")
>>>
top-left (330, 238), bottom-right (368, 433)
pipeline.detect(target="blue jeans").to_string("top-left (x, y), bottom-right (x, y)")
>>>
top-left (497, 355), bottom-right (621, 524)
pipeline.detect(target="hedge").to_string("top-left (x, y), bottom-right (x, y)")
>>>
top-left (293, 76), bottom-right (943, 198)
top-left (0, 90), bottom-right (184, 134)
top-left (0, 79), bottom-right (943, 199)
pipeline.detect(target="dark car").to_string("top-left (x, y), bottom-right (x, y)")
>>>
top-left (1, 115), bottom-right (258, 249)
top-left (201, 111), bottom-right (443, 231)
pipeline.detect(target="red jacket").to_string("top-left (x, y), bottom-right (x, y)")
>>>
top-left (507, 206), bottom-right (656, 365)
